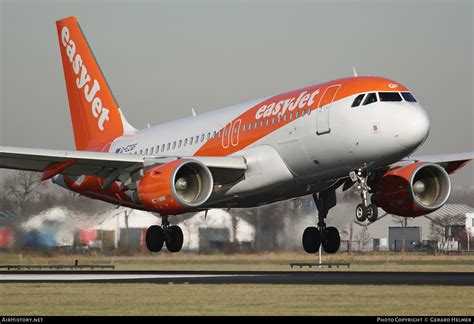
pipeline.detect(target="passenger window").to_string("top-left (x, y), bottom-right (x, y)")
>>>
top-left (218, 130), bottom-right (222, 138)
top-left (308, 109), bottom-right (311, 115)
top-left (401, 92), bottom-right (417, 102)
top-left (190, 137), bottom-right (193, 145)
top-left (207, 132), bottom-right (210, 140)
top-left (351, 94), bottom-right (365, 107)
top-left (290, 112), bottom-right (293, 120)
top-left (379, 92), bottom-right (402, 102)
top-left (178, 140), bottom-right (182, 148)
top-left (161, 145), bottom-right (165, 152)
top-left (363, 93), bottom-right (377, 106)
top-left (278, 116), bottom-right (281, 123)
top-left (167, 143), bottom-right (170, 151)
top-left (242, 124), bottom-right (246, 132)
top-left (260, 120), bottom-right (264, 127)
top-left (248, 122), bottom-right (252, 131)
top-left (302, 109), bottom-right (306, 116)
top-left (283, 114), bottom-right (287, 122)
top-left (172, 141), bottom-right (176, 149)
top-left (295, 111), bottom-right (300, 118)
top-left (184, 138), bottom-right (188, 146)
top-left (195, 135), bottom-right (199, 143)
top-left (150, 147), bottom-right (153, 154)
top-left (266, 119), bottom-right (269, 126)
top-left (213, 131), bottom-right (216, 138)
top-left (140, 149), bottom-right (143, 155)
top-left (254, 121), bottom-right (258, 129)
top-left (271, 117), bottom-right (275, 124)
top-left (201, 134), bottom-right (205, 142)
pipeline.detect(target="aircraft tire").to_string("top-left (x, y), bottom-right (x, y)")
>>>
top-left (166, 225), bottom-right (184, 253)
top-left (146, 225), bottom-right (164, 252)
top-left (302, 227), bottom-right (321, 253)
top-left (355, 204), bottom-right (368, 222)
top-left (322, 227), bottom-right (340, 254)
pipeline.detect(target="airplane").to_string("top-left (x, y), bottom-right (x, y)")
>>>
top-left (0, 16), bottom-right (472, 254)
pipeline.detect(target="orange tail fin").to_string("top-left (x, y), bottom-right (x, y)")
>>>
top-left (56, 16), bottom-right (134, 151)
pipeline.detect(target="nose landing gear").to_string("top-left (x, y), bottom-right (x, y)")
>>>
top-left (351, 169), bottom-right (378, 223)
top-left (145, 215), bottom-right (184, 253)
top-left (302, 189), bottom-right (341, 254)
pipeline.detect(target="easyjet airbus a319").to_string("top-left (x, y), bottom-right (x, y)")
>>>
top-left (1, 17), bottom-right (472, 253)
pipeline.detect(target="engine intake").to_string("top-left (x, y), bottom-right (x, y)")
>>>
top-left (138, 159), bottom-right (213, 214)
top-left (375, 162), bottom-right (451, 217)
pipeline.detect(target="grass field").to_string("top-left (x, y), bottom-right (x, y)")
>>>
top-left (1, 252), bottom-right (473, 315)
top-left (1, 283), bottom-right (472, 316)
top-left (1, 251), bottom-right (474, 272)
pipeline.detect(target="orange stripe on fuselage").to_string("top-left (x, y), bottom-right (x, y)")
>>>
top-left (194, 76), bottom-right (408, 156)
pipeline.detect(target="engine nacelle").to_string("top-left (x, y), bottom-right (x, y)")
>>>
top-left (375, 162), bottom-right (451, 217)
top-left (137, 159), bottom-right (213, 214)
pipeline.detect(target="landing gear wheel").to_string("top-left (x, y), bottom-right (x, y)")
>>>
top-left (302, 227), bottom-right (321, 253)
top-left (322, 227), bottom-right (340, 254)
top-left (367, 204), bottom-right (378, 222)
top-left (165, 225), bottom-right (184, 253)
top-left (146, 225), bottom-right (164, 252)
top-left (355, 203), bottom-right (368, 222)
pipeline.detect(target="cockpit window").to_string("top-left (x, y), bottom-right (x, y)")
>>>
top-left (379, 92), bottom-right (402, 102)
top-left (351, 94), bottom-right (365, 107)
top-left (401, 92), bottom-right (417, 102)
top-left (363, 93), bottom-right (377, 106)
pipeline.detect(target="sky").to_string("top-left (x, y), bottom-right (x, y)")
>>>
top-left (0, 0), bottom-right (473, 186)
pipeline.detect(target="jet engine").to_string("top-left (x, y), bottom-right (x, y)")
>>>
top-left (374, 162), bottom-right (451, 217)
top-left (137, 159), bottom-right (214, 214)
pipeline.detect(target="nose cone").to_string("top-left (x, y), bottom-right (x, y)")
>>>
top-left (394, 105), bottom-right (430, 149)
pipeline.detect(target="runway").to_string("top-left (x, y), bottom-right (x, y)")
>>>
top-left (1, 271), bottom-right (473, 285)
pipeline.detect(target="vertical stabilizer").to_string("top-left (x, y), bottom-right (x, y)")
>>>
top-left (56, 16), bottom-right (134, 151)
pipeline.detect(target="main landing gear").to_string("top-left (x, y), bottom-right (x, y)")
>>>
top-left (351, 169), bottom-right (378, 223)
top-left (146, 215), bottom-right (183, 253)
top-left (302, 188), bottom-right (341, 254)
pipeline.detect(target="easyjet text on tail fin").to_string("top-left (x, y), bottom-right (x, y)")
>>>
top-left (56, 16), bottom-right (132, 151)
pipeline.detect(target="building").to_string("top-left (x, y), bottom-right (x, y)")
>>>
top-left (340, 204), bottom-right (473, 252)
top-left (180, 209), bottom-right (255, 252)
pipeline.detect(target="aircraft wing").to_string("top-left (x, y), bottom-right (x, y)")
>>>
top-left (400, 151), bottom-right (474, 174)
top-left (0, 146), bottom-right (247, 182)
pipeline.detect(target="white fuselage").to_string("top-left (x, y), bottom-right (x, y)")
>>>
top-left (106, 80), bottom-right (430, 208)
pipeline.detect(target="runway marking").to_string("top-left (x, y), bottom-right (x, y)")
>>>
top-left (1, 271), bottom-right (472, 285)
top-left (0, 274), bottom-right (259, 281)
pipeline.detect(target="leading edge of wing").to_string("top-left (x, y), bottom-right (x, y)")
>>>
top-left (401, 151), bottom-right (474, 174)
top-left (403, 151), bottom-right (474, 164)
top-left (0, 145), bottom-right (246, 175)
top-left (0, 146), bottom-right (144, 164)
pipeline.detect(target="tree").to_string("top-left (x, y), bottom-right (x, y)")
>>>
top-left (358, 225), bottom-right (370, 251)
top-left (348, 222), bottom-right (354, 253)
top-left (1, 171), bottom-right (43, 217)
top-left (394, 216), bottom-right (409, 252)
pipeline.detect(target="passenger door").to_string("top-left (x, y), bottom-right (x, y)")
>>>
top-left (316, 84), bottom-right (341, 135)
